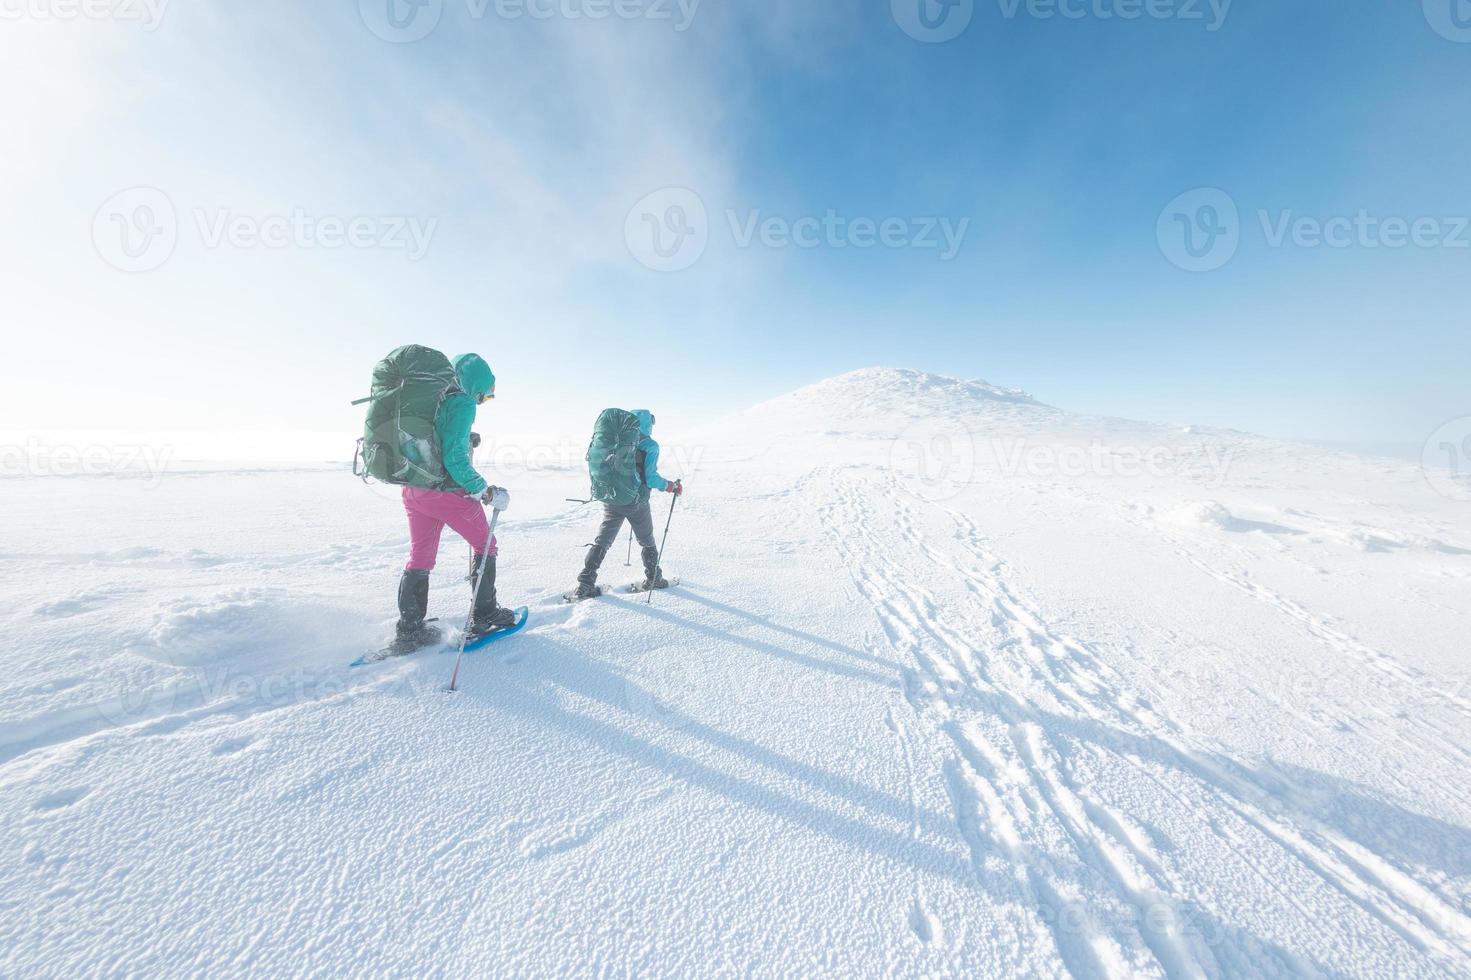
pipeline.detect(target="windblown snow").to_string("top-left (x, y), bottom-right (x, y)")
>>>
top-left (3, 368), bottom-right (1470, 977)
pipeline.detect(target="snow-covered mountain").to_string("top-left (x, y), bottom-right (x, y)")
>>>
top-left (3, 369), bottom-right (1470, 976)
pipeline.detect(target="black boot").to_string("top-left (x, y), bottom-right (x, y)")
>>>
top-left (639, 546), bottom-right (669, 591)
top-left (393, 569), bottom-right (443, 654)
top-left (573, 544), bottom-right (608, 600)
top-left (468, 553), bottom-right (518, 637)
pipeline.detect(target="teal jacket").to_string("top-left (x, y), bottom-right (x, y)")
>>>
top-left (631, 409), bottom-right (669, 502)
top-left (437, 354), bottom-right (495, 495)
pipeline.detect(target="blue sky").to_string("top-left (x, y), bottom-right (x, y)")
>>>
top-left (3, 0), bottom-right (1468, 457)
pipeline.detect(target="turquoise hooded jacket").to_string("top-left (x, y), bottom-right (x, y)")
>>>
top-left (436, 354), bottom-right (495, 495)
top-left (631, 409), bottom-right (669, 501)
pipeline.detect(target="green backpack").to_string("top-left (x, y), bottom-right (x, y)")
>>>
top-left (353, 345), bottom-right (461, 489)
top-left (587, 408), bottom-right (644, 505)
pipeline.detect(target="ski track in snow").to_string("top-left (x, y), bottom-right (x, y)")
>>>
top-left (813, 464), bottom-right (1471, 978)
top-left (3, 369), bottom-right (1469, 977)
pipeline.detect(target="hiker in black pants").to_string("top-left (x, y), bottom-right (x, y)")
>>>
top-left (573, 409), bottom-right (682, 599)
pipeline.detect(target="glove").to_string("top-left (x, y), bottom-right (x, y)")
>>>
top-left (482, 486), bottom-right (510, 511)
top-left (470, 432), bottom-right (482, 450)
top-left (667, 479), bottom-right (683, 497)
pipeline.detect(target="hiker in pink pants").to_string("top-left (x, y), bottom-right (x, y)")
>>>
top-left (402, 485), bottom-right (499, 571)
top-left (384, 352), bottom-right (517, 654)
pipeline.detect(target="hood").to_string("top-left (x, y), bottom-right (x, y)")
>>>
top-left (453, 354), bottom-right (496, 400)
top-left (631, 409), bottom-right (655, 437)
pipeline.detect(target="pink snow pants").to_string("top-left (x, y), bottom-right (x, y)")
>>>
top-left (402, 486), bottom-right (498, 571)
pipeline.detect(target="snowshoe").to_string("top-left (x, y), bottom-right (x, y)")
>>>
top-left (562, 584), bottom-right (607, 603)
top-left (624, 576), bottom-right (680, 594)
top-left (351, 621), bottom-right (443, 668)
top-left (466, 604), bottom-right (519, 641)
top-left (461, 606), bottom-right (530, 652)
top-left (465, 553), bottom-right (519, 639)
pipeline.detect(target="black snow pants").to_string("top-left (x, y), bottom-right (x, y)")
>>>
top-left (579, 500), bottom-right (659, 586)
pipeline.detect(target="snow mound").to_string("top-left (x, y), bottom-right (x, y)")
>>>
top-left (799, 367), bottom-right (1039, 408)
top-left (127, 589), bottom-right (364, 669)
top-left (1179, 500), bottom-right (1237, 529)
top-left (34, 585), bottom-right (142, 619)
top-left (717, 367), bottom-right (1060, 442)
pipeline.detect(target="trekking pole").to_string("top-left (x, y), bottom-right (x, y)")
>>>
top-left (448, 507), bottom-right (500, 693)
top-left (647, 493), bottom-right (678, 605)
top-left (624, 527), bottom-right (633, 567)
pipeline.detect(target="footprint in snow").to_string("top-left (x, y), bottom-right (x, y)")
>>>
top-left (512, 810), bottom-right (624, 861)
top-left (34, 584), bottom-right (142, 618)
top-left (33, 786), bottom-right (92, 813)
top-left (211, 736), bottom-right (257, 756)
top-left (908, 899), bottom-right (941, 945)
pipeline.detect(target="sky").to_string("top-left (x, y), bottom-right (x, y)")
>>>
top-left (2, 0), bottom-right (1469, 461)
